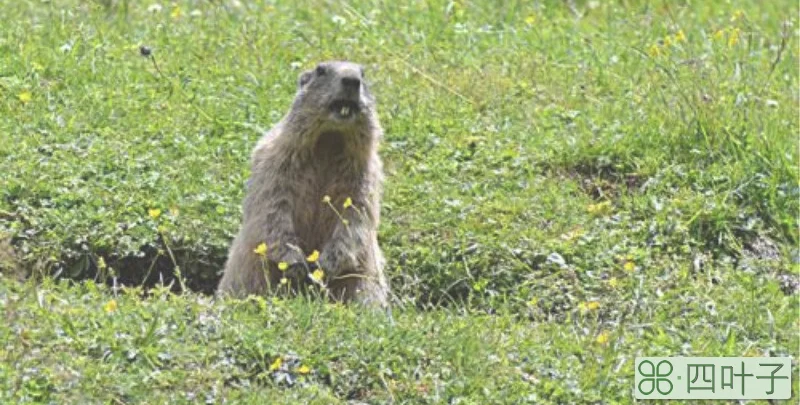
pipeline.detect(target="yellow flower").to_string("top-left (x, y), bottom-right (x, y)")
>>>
top-left (306, 250), bottom-right (320, 263)
top-left (579, 301), bottom-right (600, 311)
top-left (560, 227), bottom-right (585, 242)
top-left (342, 219), bottom-right (349, 226)
top-left (596, 331), bottom-right (610, 345)
top-left (730, 10), bottom-right (744, 22)
top-left (97, 257), bottom-right (107, 270)
top-left (647, 44), bottom-right (661, 57)
top-left (524, 14), bottom-right (536, 25)
top-left (311, 268), bottom-right (325, 283)
top-left (343, 197), bottom-right (353, 209)
top-left (148, 208), bottom-right (161, 219)
top-left (297, 365), bottom-right (311, 374)
top-left (587, 201), bottom-right (612, 216)
top-left (675, 29), bottom-right (686, 43)
top-left (728, 28), bottom-right (740, 48)
top-left (278, 262), bottom-right (289, 271)
top-left (280, 277), bottom-right (288, 285)
top-left (713, 29), bottom-right (726, 41)
top-left (269, 357), bottom-right (282, 372)
top-left (663, 35), bottom-right (673, 47)
top-left (623, 260), bottom-right (636, 272)
top-left (104, 299), bottom-right (118, 313)
top-left (18, 91), bottom-right (32, 104)
top-left (322, 195), bottom-right (331, 203)
top-left (170, 6), bottom-right (182, 19)
top-left (528, 297), bottom-right (538, 307)
top-left (608, 277), bottom-right (618, 288)
top-left (253, 243), bottom-right (267, 256)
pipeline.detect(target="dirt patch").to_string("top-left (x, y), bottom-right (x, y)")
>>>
top-left (741, 235), bottom-right (797, 295)
top-left (743, 235), bottom-right (781, 261)
top-left (108, 245), bottom-right (225, 294)
top-left (0, 238), bottom-right (26, 282)
top-left (550, 160), bottom-right (646, 201)
top-left (6, 236), bottom-right (225, 294)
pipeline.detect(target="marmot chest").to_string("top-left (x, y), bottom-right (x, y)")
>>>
top-left (292, 132), bottom-right (364, 249)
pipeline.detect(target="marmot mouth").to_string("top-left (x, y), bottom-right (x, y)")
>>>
top-left (329, 100), bottom-right (361, 119)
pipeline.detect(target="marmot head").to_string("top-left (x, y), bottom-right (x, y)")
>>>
top-left (294, 61), bottom-right (376, 127)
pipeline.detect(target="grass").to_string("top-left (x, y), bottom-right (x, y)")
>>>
top-left (0, 0), bottom-right (798, 403)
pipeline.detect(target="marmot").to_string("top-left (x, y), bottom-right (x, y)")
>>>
top-left (217, 61), bottom-right (389, 307)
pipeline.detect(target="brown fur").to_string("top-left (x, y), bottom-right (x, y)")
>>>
top-left (217, 61), bottom-right (389, 307)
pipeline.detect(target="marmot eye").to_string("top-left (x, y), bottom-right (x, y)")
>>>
top-left (315, 65), bottom-right (327, 76)
top-left (298, 71), bottom-right (312, 87)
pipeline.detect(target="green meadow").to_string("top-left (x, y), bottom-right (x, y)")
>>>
top-left (1, 0), bottom-right (797, 403)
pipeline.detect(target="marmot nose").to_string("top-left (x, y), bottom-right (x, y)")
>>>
top-left (341, 77), bottom-right (361, 91)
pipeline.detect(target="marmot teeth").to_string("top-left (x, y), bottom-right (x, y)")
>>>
top-left (341, 106), bottom-right (350, 116)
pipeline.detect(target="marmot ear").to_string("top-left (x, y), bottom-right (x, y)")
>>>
top-left (298, 71), bottom-right (313, 88)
